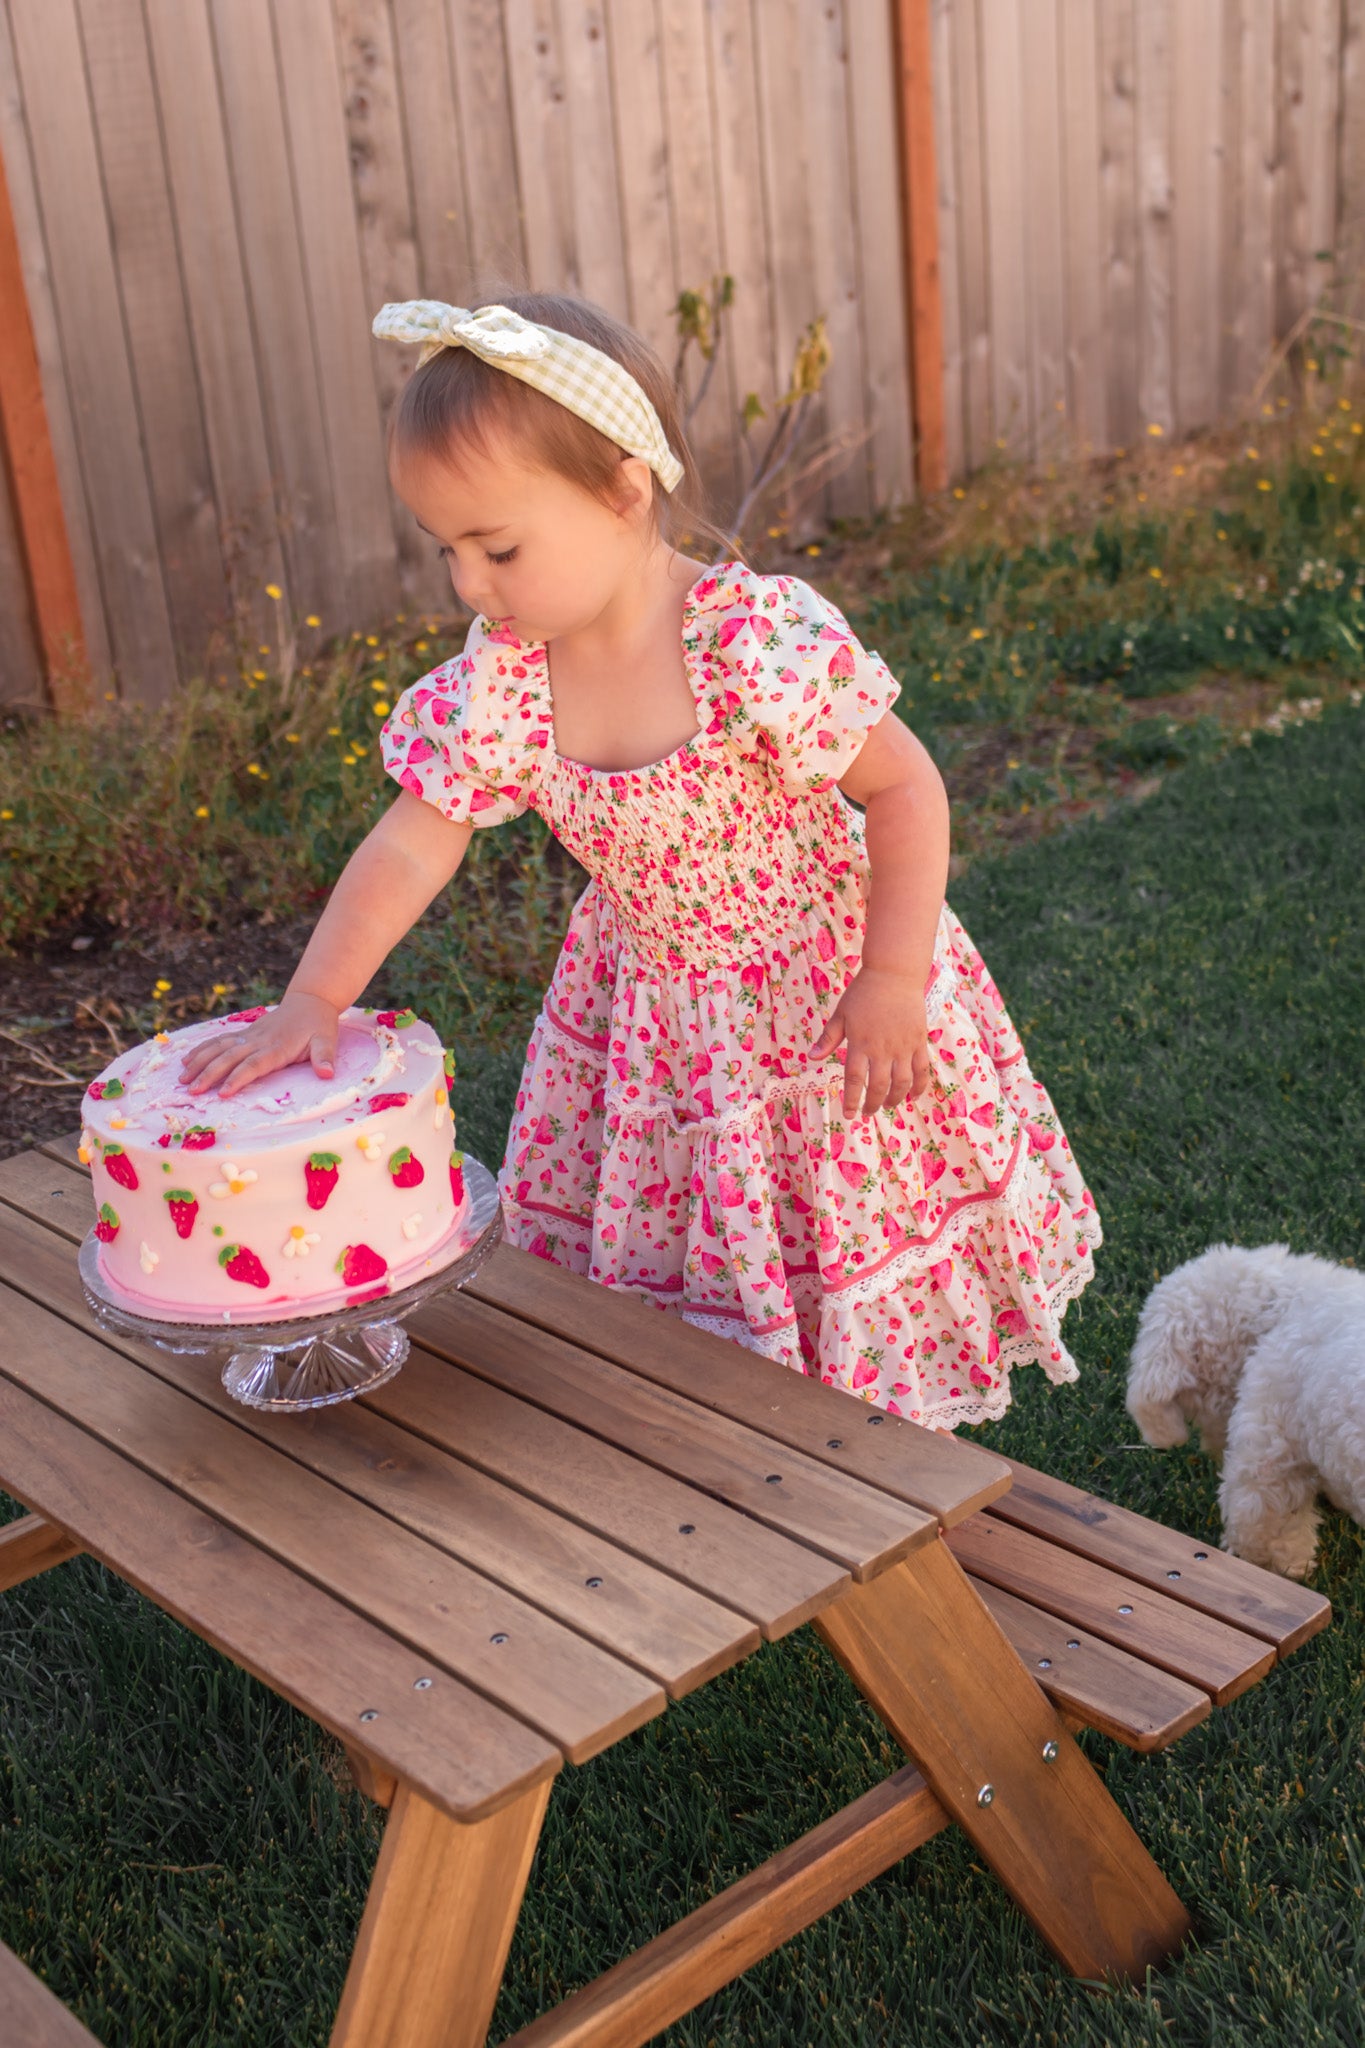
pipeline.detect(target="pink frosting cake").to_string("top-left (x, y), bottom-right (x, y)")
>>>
top-left (80, 1004), bottom-right (468, 1321)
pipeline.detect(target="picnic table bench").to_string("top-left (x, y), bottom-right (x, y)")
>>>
top-left (0, 1134), bottom-right (1331, 2046)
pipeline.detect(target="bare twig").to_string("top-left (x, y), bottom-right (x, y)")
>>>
top-left (74, 998), bottom-right (127, 1056)
top-left (0, 1025), bottom-right (90, 1087)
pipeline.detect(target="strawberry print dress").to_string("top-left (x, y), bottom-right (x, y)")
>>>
top-left (380, 562), bottom-right (1101, 1431)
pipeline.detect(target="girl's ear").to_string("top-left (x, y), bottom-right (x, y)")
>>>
top-left (612, 453), bottom-right (655, 524)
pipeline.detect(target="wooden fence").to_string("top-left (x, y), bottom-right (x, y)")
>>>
top-left (1, 0), bottom-right (1363, 709)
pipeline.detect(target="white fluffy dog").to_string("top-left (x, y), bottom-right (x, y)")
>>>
top-left (1126, 1242), bottom-right (1365, 1579)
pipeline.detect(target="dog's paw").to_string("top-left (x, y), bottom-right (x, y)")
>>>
top-left (1127, 1398), bottom-right (1190, 1449)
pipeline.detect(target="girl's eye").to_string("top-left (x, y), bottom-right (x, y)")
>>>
top-left (488, 546), bottom-right (518, 566)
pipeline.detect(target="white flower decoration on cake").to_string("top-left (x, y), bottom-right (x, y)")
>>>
top-left (355, 1128), bottom-right (386, 1162)
top-left (209, 1162), bottom-right (258, 1197)
top-left (139, 1241), bottom-right (159, 1274)
top-left (401, 1212), bottom-right (424, 1240)
top-left (282, 1224), bottom-right (322, 1258)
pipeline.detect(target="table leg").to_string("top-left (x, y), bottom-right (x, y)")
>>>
top-left (330, 1777), bottom-right (553, 2048)
top-left (814, 1536), bottom-right (1191, 1981)
top-left (0, 1511), bottom-right (83, 1592)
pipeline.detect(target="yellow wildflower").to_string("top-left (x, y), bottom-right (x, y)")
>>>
top-left (1172, 464), bottom-right (1186, 477)
top-left (1245, 447), bottom-right (1259, 460)
top-left (365, 635), bottom-right (379, 647)
top-left (0, 809), bottom-right (12, 821)
top-left (194, 805), bottom-right (209, 818)
top-left (373, 700), bottom-right (391, 716)
top-left (305, 613), bottom-right (321, 628)
top-left (247, 762), bottom-right (262, 775)
top-left (285, 732), bottom-right (301, 743)
top-left (969, 627), bottom-right (985, 640)
top-left (212, 984), bottom-right (229, 996)
top-left (953, 487), bottom-right (966, 500)
top-left (1257, 479), bottom-right (1273, 491)
top-left (265, 583), bottom-right (282, 600)
top-left (1339, 398), bottom-right (1352, 411)
top-left (154, 979), bottom-right (171, 994)
top-left (1149, 567), bottom-right (1163, 579)
top-left (415, 640), bottom-right (429, 653)
top-left (1147, 422), bottom-right (1164, 436)
top-left (252, 669), bottom-right (266, 681)
top-left (328, 726), bottom-right (342, 737)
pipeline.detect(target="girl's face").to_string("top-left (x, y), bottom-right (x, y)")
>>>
top-left (391, 435), bottom-right (658, 642)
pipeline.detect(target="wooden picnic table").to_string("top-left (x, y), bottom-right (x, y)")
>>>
top-left (0, 1136), bottom-right (1330, 2047)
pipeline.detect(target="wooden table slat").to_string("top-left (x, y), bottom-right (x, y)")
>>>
top-left (992, 1458), bottom-right (1332, 1654)
top-left (946, 1514), bottom-right (1275, 1705)
top-left (0, 1511), bottom-right (83, 1592)
top-left (366, 1353), bottom-right (850, 1639)
top-left (469, 1244), bottom-right (1012, 1528)
top-left (0, 1183), bottom-right (759, 1695)
top-left (0, 1939), bottom-right (101, 2046)
top-left (0, 1373), bottom-right (560, 1821)
top-left (968, 1578), bottom-right (1213, 1752)
top-left (408, 1287), bottom-right (936, 1579)
top-left (0, 1279), bottom-right (664, 1762)
top-left (0, 1155), bottom-right (852, 1640)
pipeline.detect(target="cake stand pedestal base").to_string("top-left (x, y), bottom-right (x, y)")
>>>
top-left (78, 1158), bottom-right (502, 1414)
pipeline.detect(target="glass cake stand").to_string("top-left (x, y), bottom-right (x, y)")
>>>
top-left (78, 1156), bottom-right (502, 1412)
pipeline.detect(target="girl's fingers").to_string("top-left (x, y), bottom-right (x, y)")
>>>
top-left (309, 1033), bottom-right (336, 1079)
top-left (842, 1056), bottom-right (870, 1120)
top-left (811, 1009), bottom-right (844, 1060)
top-left (858, 1057), bottom-right (894, 1118)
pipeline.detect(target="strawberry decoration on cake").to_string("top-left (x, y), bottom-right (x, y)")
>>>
top-left (304, 1152), bottom-right (341, 1209)
top-left (218, 1243), bottom-right (270, 1288)
top-left (388, 1146), bottom-right (424, 1189)
top-left (164, 1189), bottom-right (198, 1240)
top-left (84, 1005), bottom-right (462, 1319)
top-left (101, 1144), bottom-right (139, 1192)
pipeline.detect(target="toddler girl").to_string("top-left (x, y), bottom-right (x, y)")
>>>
top-left (181, 290), bottom-right (1100, 1431)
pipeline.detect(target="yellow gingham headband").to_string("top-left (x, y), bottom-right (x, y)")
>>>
top-left (372, 300), bottom-right (685, 493)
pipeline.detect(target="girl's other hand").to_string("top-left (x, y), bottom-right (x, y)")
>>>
top-left (177, 991), bottom-right (341, 1100)
top-left (810, 968), bottom-right (931, 1119)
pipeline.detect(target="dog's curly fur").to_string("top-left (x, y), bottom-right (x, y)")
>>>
top-left (1126, 1243), bottom-right (1365, 1578)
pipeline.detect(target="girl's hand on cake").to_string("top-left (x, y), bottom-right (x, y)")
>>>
top-left (810, 969), bottom-right (931, 1119)
top-left (179, 992), bottom-right (340, 1098)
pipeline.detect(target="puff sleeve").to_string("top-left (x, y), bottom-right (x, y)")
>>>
top-left (688, 567), bottom-right (902, 796)
top-left (379, 616), bottom-right (550, 827)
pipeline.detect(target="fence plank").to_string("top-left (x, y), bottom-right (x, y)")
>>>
top-left (336, 0), bottom-right (448, 617)
top-left (753, 0), bottom-right (823, 523)
top-left (1133, 0), bottom-right (1173, 436)
top-left (797, 0), bottom-right (870, 521)
top-left (503, 0), bottom-right (577, 292)
top-left (0, 0), bottom-right (112, 688)
top-left (1276, 0), bottom-right (1341, 335)
top-left (928, 0), bottom-right (963, 482)
top-left (979, 0), bottom-right (1030, 454)
top-left (0, 458), bottom-right (42, 707)
top-left (559, 0), bottom-right (630, 315)
top-left (949, 0), bottom-right (990, 470)
top-left (143, 0), bottom-right (289, 653)
top-left (705, 0), bottom-right (776, 534)
top-left (76, 0), bottom-right (228, 673)
top-left (206, 0), bottom-right (344, 631)
top-left (660, 0), bottom-right (735, 497)
top-left (390, 0), bottom-right (472, 303)
top-left (852, 0), bottom-right (914, 507)
top-left (446, 0), bottom-right (525, 289)
top-left (1098, 0), bottom-right (1140, 448)
top-left (1221, 0), bottom-right (1277, 409)
top-left (9, 0), bottom-right (179, 704)
top-left (271, 0), bottom-right (400, 625)
top-left (1171, 0), bottom-right (1223, 432)
top-left (1058, 0), bottom-right (1106, 456)
top-left (604, 0), bottom-right (675, 364)
top-left (1339, 0), bottom-right (1365, 322)
top-left (1022, 0), bottom-right (1067, 463)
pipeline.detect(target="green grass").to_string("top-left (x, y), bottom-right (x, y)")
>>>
top-left (3, 699), bottom-right (1363, 2045)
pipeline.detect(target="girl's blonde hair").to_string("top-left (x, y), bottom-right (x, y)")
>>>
top-left (387, 288), bottom-right (740, 560)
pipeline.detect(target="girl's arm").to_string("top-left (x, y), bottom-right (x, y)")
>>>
top-left (180, 791), bottom-right (474, 1098)
top-left (810, 713), bottom-right (950, 1119)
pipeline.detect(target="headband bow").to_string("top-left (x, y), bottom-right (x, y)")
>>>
top-left (372, 299), bottom-right (685, 493)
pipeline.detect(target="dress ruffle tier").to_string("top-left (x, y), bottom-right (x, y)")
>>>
top-left (381, 562), bottom-right (1101, 1432)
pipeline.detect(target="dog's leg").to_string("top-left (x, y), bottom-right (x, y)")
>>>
top-left (1218, 1337), bottom-right (1322, 1580)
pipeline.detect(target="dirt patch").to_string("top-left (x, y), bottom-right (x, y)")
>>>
top-left (0, 913), bottom-right (399, 1165)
